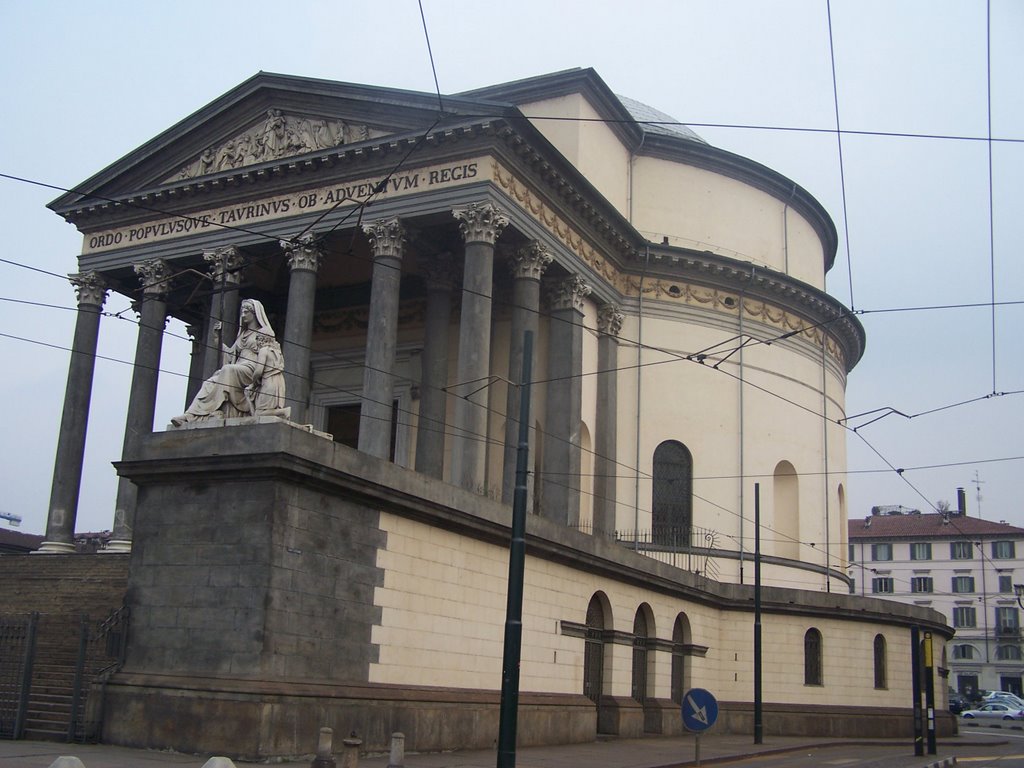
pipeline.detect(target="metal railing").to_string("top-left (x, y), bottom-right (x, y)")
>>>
top-left (572, 524), bottom-right (722, 578)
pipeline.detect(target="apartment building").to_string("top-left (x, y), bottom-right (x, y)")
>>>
top-left (850, 507), bottom-right (1024, 697)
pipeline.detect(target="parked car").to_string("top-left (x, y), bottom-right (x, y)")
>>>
top-left (983, 690), bottom-right (1020, 700)
top-left (987, 694), bottom-right (1024, 709)
top-left (961, 702), bottom-right (1024, 721)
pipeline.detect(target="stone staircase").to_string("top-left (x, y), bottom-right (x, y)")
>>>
top-left (0, 553), bottom-right (129, 742)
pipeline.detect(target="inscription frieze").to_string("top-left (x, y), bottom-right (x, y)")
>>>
top-left (83, 158), bottom-right (487, 255)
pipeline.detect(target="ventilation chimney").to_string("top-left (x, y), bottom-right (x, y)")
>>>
top-left (957, 487), bottom-right (967, 516)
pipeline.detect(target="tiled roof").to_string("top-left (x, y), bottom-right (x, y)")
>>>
top-left (0, 528), bottom-right (44, 553)
top-left (848, 513), bottom-right (1024, 540)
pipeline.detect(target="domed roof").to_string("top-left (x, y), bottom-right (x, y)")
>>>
top-left (615, 94), bottom-right (707, 144)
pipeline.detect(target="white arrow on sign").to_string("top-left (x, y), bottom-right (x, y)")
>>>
top-left (686, 694), bottom-right (708, 725)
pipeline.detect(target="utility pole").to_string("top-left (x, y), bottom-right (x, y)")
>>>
top-left (753, 483), bottom-right (763, 744)
top-left (497, 331), bottom-right (533, 768)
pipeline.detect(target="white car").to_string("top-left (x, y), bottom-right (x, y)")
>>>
top-left (961, 702), bottom-right (1024, 721)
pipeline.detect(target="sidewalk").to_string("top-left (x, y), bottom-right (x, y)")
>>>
top-left (0, 733), bottom-right (973, 768)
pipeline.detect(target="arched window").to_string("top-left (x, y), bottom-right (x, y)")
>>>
top-left (584, 593), bottom-right (608, 703)
top-left (671, 613), bottom-right (691, 705)
top-left (631, 606), bottom-right (651, 703)
top-left (996, 645), bottom-right (1023, 661)
top-left (873, 634), bottom-right (887, 689)
top-left (952, 644), bottom-right (978, 660)
top-left (804, 628), bottom-right (823, 686)
top-left (653, 440), bottom-right (693, 545)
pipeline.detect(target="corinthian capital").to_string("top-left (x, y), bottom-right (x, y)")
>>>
top-left (202, 245), bottom-right (245, 285)
top-left (547, 275), bottom-right (592, 313)
top-left (363, 217), bottom-right (406, 261)
top-left (598, 303), bottom-right (624, 337)
top-left (69, 271), bottom-right (108, 308)
top-left (281, 233), bottom-right (323, 273)
top-left (452, 202), bottom-right (509, 245)
top-left (134, 258), bottom-right (172, 297)
top-left (508, 242), bottom-right (553, 281)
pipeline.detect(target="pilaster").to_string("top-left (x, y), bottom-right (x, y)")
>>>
top-left (594, 303), bottom-right (624, 537)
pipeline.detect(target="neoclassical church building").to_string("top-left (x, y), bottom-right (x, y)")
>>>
top-left (38, 69), bottom-right (950, 757)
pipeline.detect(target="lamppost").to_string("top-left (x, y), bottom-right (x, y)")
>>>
top-left (1014, 583), bottom-right (1024, 610)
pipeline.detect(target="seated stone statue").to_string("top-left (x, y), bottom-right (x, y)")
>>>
top-left (170, 298), bottom-right (289, 427)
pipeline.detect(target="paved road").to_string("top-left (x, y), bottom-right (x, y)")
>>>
top-left (5, 731), bottom-right (1024, 768)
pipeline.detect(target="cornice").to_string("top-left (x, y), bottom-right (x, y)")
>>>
top-left (53, 119), bottom-right (502, 226)
top-left (55, 109), bottom-right (862, 369)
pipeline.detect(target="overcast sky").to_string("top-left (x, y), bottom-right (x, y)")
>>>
top-left (0, 0), bottom-right (1020, 537)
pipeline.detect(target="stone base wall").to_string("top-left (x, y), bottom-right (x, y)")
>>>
top-left (99, 423), bottom-right (954, 759)
top-left (717, 701), bottom-right (958, 739)
top-left (102, 674), bottom-right (595, 759)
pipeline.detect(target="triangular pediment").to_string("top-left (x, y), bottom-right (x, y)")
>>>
top-left (50, 72), bottom-right (503, 214)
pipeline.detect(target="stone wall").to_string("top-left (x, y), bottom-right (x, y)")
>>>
top-left (0, 552), bottom-right (128, 620)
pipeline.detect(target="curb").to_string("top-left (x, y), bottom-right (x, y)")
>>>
top-left (961, 721), bottom-right (1024, 730)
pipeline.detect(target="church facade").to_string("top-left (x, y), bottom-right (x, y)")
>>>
top-left (41, 69), bottom-right (950, 758)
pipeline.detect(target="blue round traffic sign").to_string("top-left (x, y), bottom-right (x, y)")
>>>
top-left (681, 687), bottom-right (718, 732)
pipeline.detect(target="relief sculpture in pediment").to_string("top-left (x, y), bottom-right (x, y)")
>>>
top-left (172, 109), bottom-right (381, 181)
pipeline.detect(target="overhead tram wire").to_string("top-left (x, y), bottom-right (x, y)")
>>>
top-left (417, 0), bottom-right (445, 116)
top-left (985, 0), bottom-right (998, 393)
top-left (3, 235), bottom-right (1018, 501)
top-left (3, 95), bottom-right (1018, 524)
top-left (2, 211), bottom-right (1018, 507)
top-left (826, 0), bottom-right (856, 311)
top-left (7, 299), bottom-right (1018, 580)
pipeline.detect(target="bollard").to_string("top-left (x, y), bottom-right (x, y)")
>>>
top-left (387, 731), bottom-right (406, 768)
top-left (340, 731), bottom-right (362, 768)
top-left (311, 726), bottom-right (337, 768)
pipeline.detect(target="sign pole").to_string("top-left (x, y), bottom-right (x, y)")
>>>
top-left (924, 630), bottom-right (936, 755)
top-left (682, 687), bottom-right (718, 768)
top-left (911, 626), bottom-right (923, 756)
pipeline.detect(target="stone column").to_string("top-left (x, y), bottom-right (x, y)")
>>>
top-left (501, 242), bottom-right (553, 504)
top-left (109, 259), bottom-right (171, 552)
top-left (281, 233), bottom-right (323, 424)
top-left (449, 202), bottom-right (508, 492)
top-left (38, 272), bottom-right (108, 553)
top-left (541, 275), bottom-right (591, 526)
top-left (358, 217), bottom-right (406, 459)
top-left (415, 253), bottom-right (456, 479)
top-left (184, 323), bottom-right (204, 407)
top-left (593, 303), bottom-right (624, 537)
top-left (201, 246), bottom-right (244, 378)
